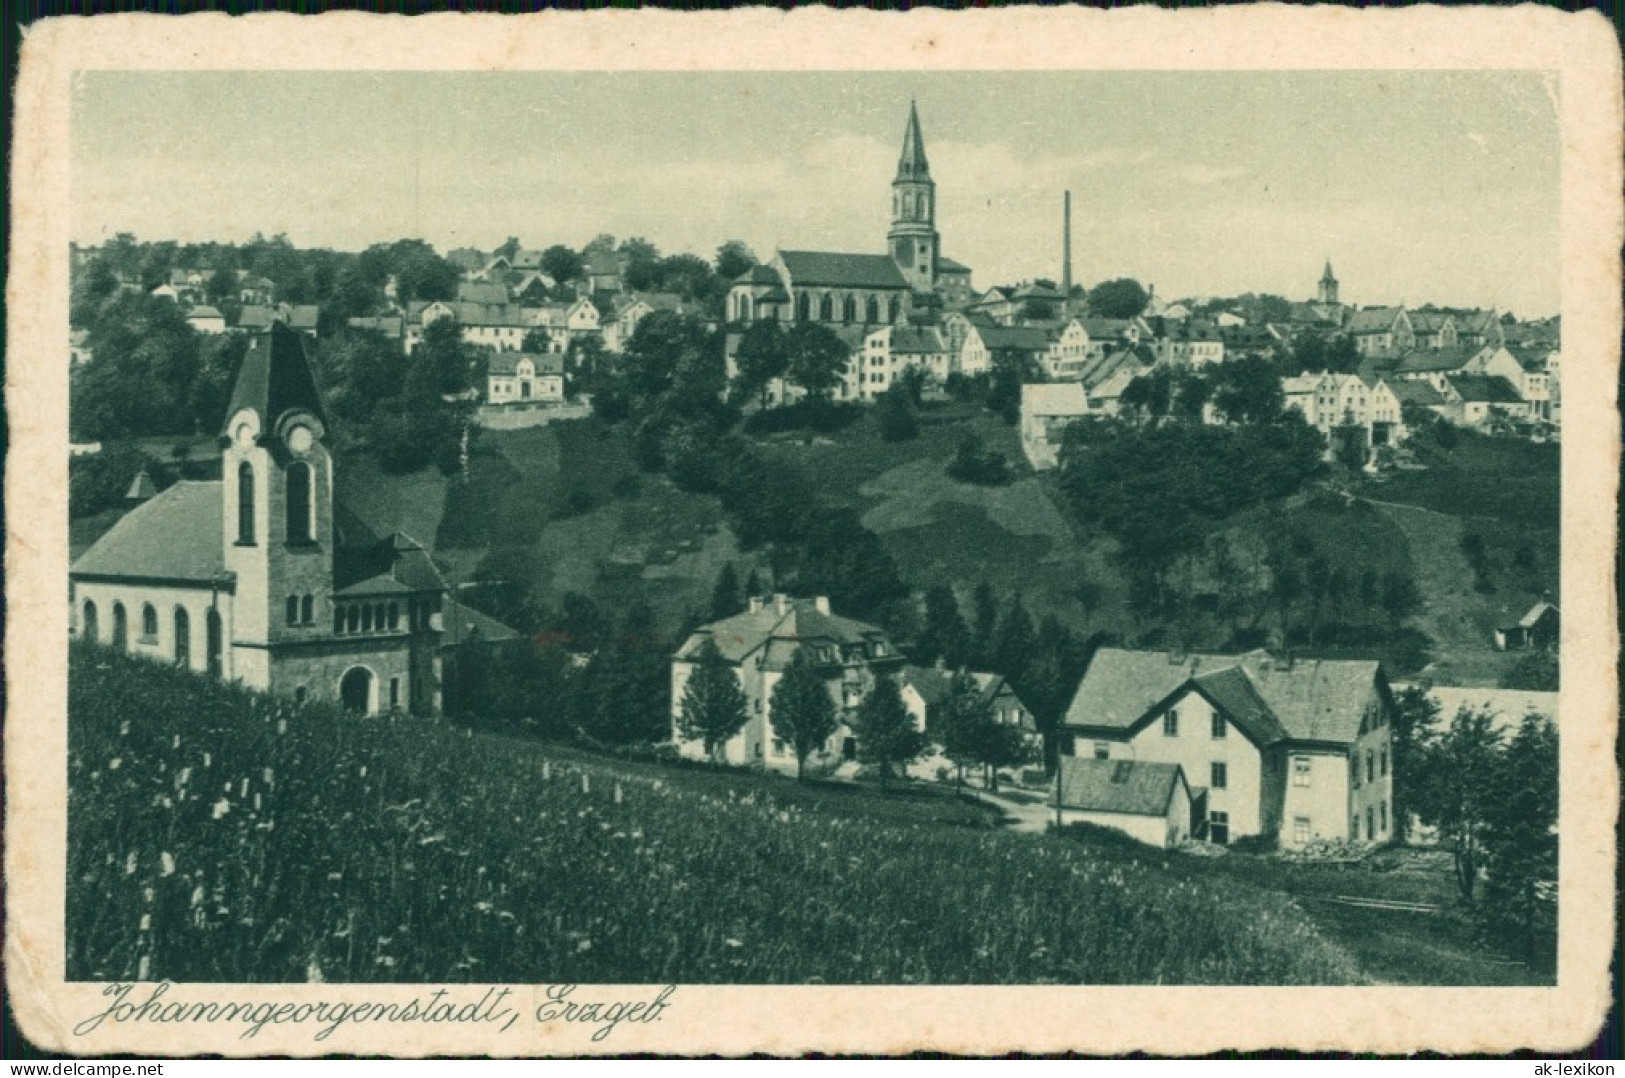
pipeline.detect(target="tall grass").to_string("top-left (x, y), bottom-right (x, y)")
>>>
top-left (69, 645), bottom-right (1364, 985)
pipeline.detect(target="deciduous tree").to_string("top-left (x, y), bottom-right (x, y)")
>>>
top-left (852, 675), bottom-right (925, 786)
top-left (769, 649), bottom-right (838, 781)
top-left (677, 638), bottom-right (750, 761)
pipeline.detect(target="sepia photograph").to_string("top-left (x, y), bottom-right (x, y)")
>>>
top-left (8, 8), bottom-right (1619, 1057)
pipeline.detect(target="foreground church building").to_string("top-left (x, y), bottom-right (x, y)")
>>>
top-left (726, 102), bottom-right (975, 329)
top-left (70, 323), bottom-right (496, 715)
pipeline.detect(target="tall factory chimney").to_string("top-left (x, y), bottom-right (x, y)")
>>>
top-left (1062, 190), bottom-right (1073, 300)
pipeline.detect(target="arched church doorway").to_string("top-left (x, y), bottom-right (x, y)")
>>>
top-left (340, 666), bottom-right (375, 714)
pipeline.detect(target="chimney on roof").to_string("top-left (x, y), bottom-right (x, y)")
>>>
top-left (814, 596), bottom-right (830, 615)
top-left (748, 596), bottom-right (763, 614)
top-left (125, 467), bottom-right (157, 503)
top-left (773, 593), bottom-right (789, 615)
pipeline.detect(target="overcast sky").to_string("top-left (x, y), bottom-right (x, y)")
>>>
top-left (73, 70), bottom-right (1560, 316)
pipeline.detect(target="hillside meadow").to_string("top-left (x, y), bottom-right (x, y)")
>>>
top-left (69, 646), bottom-right (1367, 985)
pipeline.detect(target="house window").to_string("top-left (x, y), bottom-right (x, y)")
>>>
top-left (1293, 816), bottom-right (1311, 844)
top-left (1380, 801), bottom-right (1388, 834)
top-left (286, 461), bottom-right (314, 544)
top-left (390, 677), bottom-right (400, 709)
top-left (1208, 810), bottom-right (1229, 845)
top-left (1380, 748), bottom-right (1388, 777)
top-left (302, 594), bottom-right (314, 624)
top-left (1211, 762), bottom-right (1228, 790)
top-left (294, 686), bottom-right (306, 704)
top-left (1366, 807), bottom-right (1375, 839)
top-left (1211, 711), bottom-right (1226, 739)
top-left (1292, 756), bottom-right (1311, 787)
top-left (236, 462), bottom-right (256, 544)
top-left (286, 596), bottom-right (300, 626)
top-left (1094, 742), bottom-right (1110, 760)
top-left (772, 739), bottom-right (786, 757)
top-left (140, 603), bottom-right (159, 641)
top-left (1351, 815), bottom-right (1360, 841)
top-left (1163, 709), bottom-right (1179, 737)
top-left (1366, 751), bottom-right (1375, 784)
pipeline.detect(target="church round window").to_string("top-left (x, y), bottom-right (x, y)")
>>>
top-left (286, 424), bottom-right (314, 454)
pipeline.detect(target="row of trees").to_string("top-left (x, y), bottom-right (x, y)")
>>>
top-left (1399, 689), bottom-right (1558, 966)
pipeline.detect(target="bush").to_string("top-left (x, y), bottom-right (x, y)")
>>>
top-left (69, 444), bottom-right (154, 519)
top-left (742, 399), bottom-right (861, 436)
top-left (946, 432), bottom-right (1011, 486)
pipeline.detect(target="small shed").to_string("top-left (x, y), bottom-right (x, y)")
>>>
top-left (1055, 757), bottom-right (1198, 849)
top-left (1494, 601), bottom-right (1559, 651)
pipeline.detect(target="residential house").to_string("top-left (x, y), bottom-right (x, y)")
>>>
top-left (1408, 311), bottom-right (1460, 350)
top-left (1159, 319), bottom-right (1225, 367)
top-left (854, 325), bottom-right (952, 400)
top-left (1452, 308), bottom-right (1505, 350)
top-left (669, 594), bottom-right (906, 773)
top-left (1493, 601), bottom-right (1559, 652)
top-left (150, 283), bottom-right (180, 303)
top-left (1062, 648), bottom-right (1396, 848)
top-left (487, 352), bottom-right (565, 406)
top-left (959, 323), bottom-right (1052, 378)
top-left (603, 292), bottom-right (692, 353)
top-left (284, 304), bottom-right (321, 339)
top-left (237, 274), bottom-right (276, 306)
top-left (1346, 307), bottom-right (1415, 356)
top-left (526, 297), bottom-right (602, 354)
top-left (236, 305), bottom-right (279, 333)
top-left (458, 280), bottom-right (511, 307)
top-left (1442, 374), bottom-right (1532, 428)
top-left (1055, 758), bottom-right (1199, 849)
top-left (1504, 344), bottom-right (1558, 422)
top-left (1020, 383), bottom-right (1093, 470)
top-left (1386, 345), bottom-right (1485, 394)
top-left (445, 248), bottom-right (487, 275)
top-left (899, 664), bottom-right (1038, 747)
top-left (965, 285), bottom-right (1019, 326)
top-left (185, 305), bottom-right (228, 335)
top-left (346, 315), bottom-right (406, 348)
top-left (1281, 371), bottom-right (1406, 453)
top-left (583, 248), bottom-right (623, 294)
top-left (1384, 378), bottom-right (1451, 425)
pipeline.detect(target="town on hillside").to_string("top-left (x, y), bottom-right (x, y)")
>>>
top-left (65, 97), bottom-right (1560, 988)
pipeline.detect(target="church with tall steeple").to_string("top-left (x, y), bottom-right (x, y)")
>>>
top-left (71, 323), bottom-right (512, 715)
top-left (726, 102), bottom-right (974, 328)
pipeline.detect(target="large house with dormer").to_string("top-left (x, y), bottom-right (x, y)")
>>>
top-left (725, 103), bottom-right (973, 332)
top-left (670, 594), bottom-right (905, 773)
top-left (1062, 648), bottom-right (1396, 848)
top-left (70, 323), bottom-right (500, 716)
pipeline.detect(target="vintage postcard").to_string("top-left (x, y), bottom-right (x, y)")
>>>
top-left (6, 7), bottom-right (1620, 1058)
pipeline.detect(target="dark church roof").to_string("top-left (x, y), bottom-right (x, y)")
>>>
top-left (779, 251), bottom-right (909, 290)
top-left (222, 322), bottom-right (328, 436)
top-left (72, 481), bottom-right (228, 584)
top-left (334, 532), bottom-right (446, 597)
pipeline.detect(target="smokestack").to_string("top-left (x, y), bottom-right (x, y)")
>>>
top-left (1062, 191), bottom-right (1073, 299)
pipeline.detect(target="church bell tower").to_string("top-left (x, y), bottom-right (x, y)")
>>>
top-left (888, 101), bottom-right (940, 293)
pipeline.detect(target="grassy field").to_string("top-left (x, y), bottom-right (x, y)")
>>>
top-left (1359, 431), bottom-right (1560, 530)
top-left (70, 646), bottom-right (1372, 985)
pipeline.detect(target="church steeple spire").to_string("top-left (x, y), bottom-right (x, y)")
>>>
top-left (889, 101), bottom-right (939, 293)
top-left (896, 99), bottom-right (931, 181)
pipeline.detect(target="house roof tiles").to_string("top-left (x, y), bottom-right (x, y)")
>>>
top-left (779, 251), bottom-right (910, 290)
top-left (72, 480), bottom-right (228, 584)
top-left (1057, 757), bottom-right (1186, 817)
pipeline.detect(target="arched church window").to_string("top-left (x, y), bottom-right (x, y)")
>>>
top-left (388, 602), bottom-right (400, 630)
top-left (820, 294), bottom-right (833, 321)
top-left (888, 297), bottom-right (900, 324)
top-left (335, 607), bottom-right (346, 635)
top-left (866, 296), bottom-right (880, 324)
top-left (842, 296), bottom-right (855, 323)
top-left (346, 606), bottom-right (360, 634)
top-left (361, 605), bottom-right (374, 633)
top-left (174, 607), bottom-right (190, 667)
top-left (81, 600), bottom-right (98, 643)
top-left (286, 462), bottom-right (313, 544)
top-left (112, 603), bottom-right (128, 649)
top-left (237, 462), bottom-right (256, 545)
top-left (302, 595), bottom-right (314, 624)
top-left (141, 603), bottom-right (159, 641)
top-left (795, 293), bottom-right (809, 323)
top-left (740, 296), bottom-right (753, 323)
